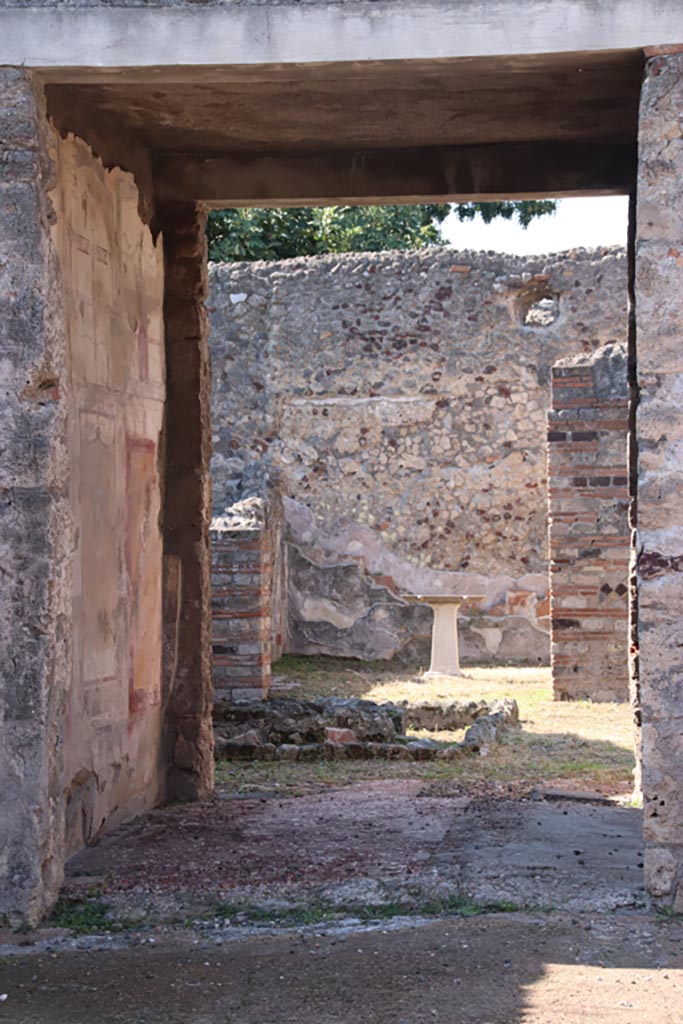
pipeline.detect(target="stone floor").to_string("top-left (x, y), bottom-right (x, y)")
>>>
top-left (58, 781), bottom-right (644, 921)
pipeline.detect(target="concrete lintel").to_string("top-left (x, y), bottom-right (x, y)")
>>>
top-left (0, 2), bottom-right (682, 69)
top-left (154, 141), bottom-right (635, 206)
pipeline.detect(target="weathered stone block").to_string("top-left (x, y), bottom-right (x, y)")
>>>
top-left (276, 744), bottom-right (300, 761)
top-left (325, 726), bottom-right (357, 744)
top-left (636, 49), bottom-right (683, 909)
top-left (0, 69), bottom-right (42, 149)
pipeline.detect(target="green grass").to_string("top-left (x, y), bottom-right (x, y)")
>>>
top-left (274, 653), bottom-right (397, 684)
top-left (212, 894), bottom-right (524, 927)
top-left (215, 727), bottom-right (634, 798)
top-left (654, 905), bottom-right (683, 922)
top-left (49, 897), bottom-right (139, 935)
top-left (49, 898), bottom-right (115, 934)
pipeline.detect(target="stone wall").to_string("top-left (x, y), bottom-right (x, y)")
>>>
top-left (51, 133), bottom-right (167, 856)
top-left (209, 247), bottom-right (627, 666)
top-left (0, 79), bottom-right (168, 926)
top-left (636, 50), bottom-right (683, 912)
top-left (547, 343), bottom-right (630, 702)
top-left (0, 72), bottom-right (72, 927)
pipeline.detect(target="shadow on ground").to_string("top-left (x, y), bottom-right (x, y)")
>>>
top-left (2, 911), bottom-right (683, 1024)
top-left (58, 772), bottom-right (643, 920)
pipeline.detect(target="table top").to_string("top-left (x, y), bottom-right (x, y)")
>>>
top-left (401, 594), bottom-right (486, 606)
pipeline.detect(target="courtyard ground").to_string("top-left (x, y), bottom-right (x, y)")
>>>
top-left (1, 660), bottom-right (670, 1024)
top-left (2, 911), bottom-right (683, 1024)
top-left (245, 658), bottom-right (636, 797)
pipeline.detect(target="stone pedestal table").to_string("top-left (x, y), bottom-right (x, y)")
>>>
top-left (403, 595), bottom-right (485, 678)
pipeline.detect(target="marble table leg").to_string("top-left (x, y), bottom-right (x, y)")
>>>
top-left (401, 595), bottom-right (484, 680)
top-left (425, 601), bottom-right (463, 677)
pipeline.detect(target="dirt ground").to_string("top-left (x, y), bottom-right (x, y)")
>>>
top-left (2, 910), bottom-right (683, 1024)
top-left (2, 781), bottom-right (674, 1024)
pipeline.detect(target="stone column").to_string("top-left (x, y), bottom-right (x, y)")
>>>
top-left (160, 203), bottom-right (214, 800)
top-left (636, 49), bottom-right (683, 911)
top-left (0, 71), bottom-right (71, 926)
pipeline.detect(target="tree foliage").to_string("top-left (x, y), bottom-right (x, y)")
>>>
top-left (453, 200), bottom-right (557, 229)
top-left (207, 200), bottom-right (556, 263)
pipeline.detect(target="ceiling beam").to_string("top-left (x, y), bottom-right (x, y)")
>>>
top-left (2, 1), bottom-right (682, 68)
top-left (154, 141), bottom-right (636, 207)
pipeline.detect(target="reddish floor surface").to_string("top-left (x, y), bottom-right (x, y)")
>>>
top-left (62, 779), bottom-right (643, 919)
top-left (64, 780), bottom-right (454, 898)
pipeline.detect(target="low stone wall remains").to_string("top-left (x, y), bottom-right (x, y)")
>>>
top-left (212, 695), bottom-right (519, 761)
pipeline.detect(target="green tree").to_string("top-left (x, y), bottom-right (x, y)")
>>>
top-left (207, 200), bottom-right (556, 263)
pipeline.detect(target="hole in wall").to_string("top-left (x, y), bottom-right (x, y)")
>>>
top-left (511, 280), bottom-right (561, 327)
top-left (524, 295), bottom-right (560, 327)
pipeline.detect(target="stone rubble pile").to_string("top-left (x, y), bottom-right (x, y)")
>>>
top-left (404, 700), bottom-right (491, 731)
top-left (213, 695), bottom-right (519, 762)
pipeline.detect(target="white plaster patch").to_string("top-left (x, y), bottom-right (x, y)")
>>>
top-left (299, 596), bottom-right (358, 629)
top-left (471, 626), bottom-right (504, 655)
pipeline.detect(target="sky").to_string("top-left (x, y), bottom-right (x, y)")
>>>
top-left (441, 196), bottom-right (629, 256)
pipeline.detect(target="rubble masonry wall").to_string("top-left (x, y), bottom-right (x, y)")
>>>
top-left (209, 247), bottom-right (627, 667)
top-left (0, 71), bottom-right (71, 926)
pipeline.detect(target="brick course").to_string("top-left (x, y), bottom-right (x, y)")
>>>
top-left (547, 343), bottom-right (630, 701)
top-left (210, 498), bottom-right (281, 699)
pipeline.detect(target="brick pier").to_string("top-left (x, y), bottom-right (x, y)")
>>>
top-left (547, 343), bottom-right (631, 701)
top-left (210, 502), bottom-right (274, 701)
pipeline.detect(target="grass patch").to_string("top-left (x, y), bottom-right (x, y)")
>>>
top-left (49, 897), bottom-right (139, 935)
top-left (216, 727), bottom-right (633, 800)
top-left (214, 900), bottom-right (339, 927)
top-left (215, 725), bottom-right (634, 796)
top-left (654, 905), bottom-right (683, 923)
top-left (273, 654), bottom-right (397, 689)
top-left (213, 894), bottom-right (524, 927)
top-left (49, 898), bottom-right (115, 935)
